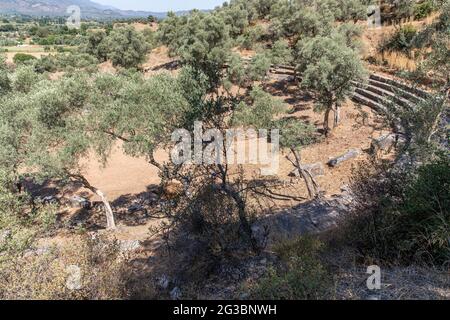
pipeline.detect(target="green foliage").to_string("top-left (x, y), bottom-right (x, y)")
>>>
top-left (84, 30), bottom-right (109, 62)
top-left (252, 236), bottom-right (333, 300)
top-left (13, 53), bottom-right (37, 65)
top-left (419, 2), bottom-right (450, 85)
top-left (414, 0), bottom-right (436, 20)
top-left (0, 170), bottom-right (57, 257)
top-left (237, 25), bottom-right (265, 49)
top-left (220, 1), bottom-right (250, 37)
top-left (159, 10), bottom-right (232, 88)
top-left (88, 72), bottom-right (191, 160)
top-left (105, 27), bottom-right (150, 68)
top-left (248, 52), bottom-right (271, 82)
top-left (233, 86), bottom-right (284, 129)
top-left (33, 55), bottom-right (57, 73)
top-left (0, 70), bottom-right (11, 95)
top-left (177, 66), bottom-right (209, 116)
top-left (269, 39), bottom-right (293, 65)
top-left (341, 153), bottom-right (450, 266)
top-left (142, 28), bottom-right (156, 47)
top-left (276, 119), bottom-right (318, 151)
top-left (253, 0), bottom-right (278, 19)
top-left (226, 53), bottom-right (249, 88)
top-left (334, 23), bottom-right (364, 52)
top-left (13, 65), bottom-right (40, 93)
top-left (295, 35), bottom-right (366, 133)
top-left (56, 53), bottom-right (99, 71)
top-left (381, 25), bottom-right (418, 53)
top-left (270, 0), bottom-right (334, 39)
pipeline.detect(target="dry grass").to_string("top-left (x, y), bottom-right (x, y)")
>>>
top-left (373, 51), bottom-right (418, 72)
top-left (0, 234), bottom-right (130, 300)
top-left (334, 265), bottom-right (450, 300)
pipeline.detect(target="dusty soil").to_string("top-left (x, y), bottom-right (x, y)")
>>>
top-left (142, 46), bottom-right (180, 77)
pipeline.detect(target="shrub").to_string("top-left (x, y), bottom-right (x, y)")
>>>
top-left (34, 55), bottom-right (57, 73)
top-left (414, 0), bottom-right (436, 20)
top-left (13, 65), bottom-right (40, 93)
top-left (339, 154), bottom-right (450, 266)
top-left (13, 53), bottom-right (37, 65)
top-left (381, 25), bottom-right (418, 53)
top-left (237, 25), bottom-right (265, 50)
top-left (0, 70), bottom-right (11, 95)
top-left (251, 236), bottom-right (333, 300)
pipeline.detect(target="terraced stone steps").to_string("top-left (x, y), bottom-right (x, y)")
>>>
top-left (369, 74), bottom-right (431, 100)
top-left (352, 92), bottom-right (387, 113)
top-left (351, 73), bottom-right (431, 115)
top-left (350, 73), bottom-right (434, 135)
top-left (354, 86), bottom-right (411, 108)
top-left (368, 78), bottom-right (424, 103)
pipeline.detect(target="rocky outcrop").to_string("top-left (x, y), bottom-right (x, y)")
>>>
top-left (253, 189), bottom-right (352, 245)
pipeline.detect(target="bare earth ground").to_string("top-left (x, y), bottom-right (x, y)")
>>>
top-left (4, 48), bottom-right (50, 63)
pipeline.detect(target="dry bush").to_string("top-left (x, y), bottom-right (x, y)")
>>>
top-left (165, 184), bottom-right (255, 280)
top-left (337, 155), bottom-right (450, 267)
top-left (250, 236), bottom-right (334, 300)
top-left (0, 234), bottom-right (130, 300)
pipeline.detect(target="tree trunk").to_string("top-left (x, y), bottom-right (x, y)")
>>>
top-left (334, 104), bottom-right (341, 127)
top-left (291, 149), bottom-right (320, 199)
top-left (324, 107), bottom-right (332, 136)
top-left (71, 174), bottom-right (116, 230)
top-left (222, 185), bottom-right (260, 254)
top-left (95, 189), bottom-right (116, 230)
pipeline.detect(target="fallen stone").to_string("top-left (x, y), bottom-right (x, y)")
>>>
top-left (328, 149), bottom-right (361, 167)
top-left (128, 203), bottom-right (144, 213)
top-left (289, 163), bottom-right (325, 178)
top-left (41, 196), bottom-right (59, 205)
top-left (0, 229), bottom-right (12, 244)
top-left (370, 134), bottom-right (397, 154)
top-left (157, 275), bottom-right (170, 290)
top-left (253, 196), bottom-right (348, 245)
top-left (69, 196), bottom-right (91, 209)
top-left (170, 287), bottom-right (182, 300)
top-left (118, 240), bottom-right (141, 252)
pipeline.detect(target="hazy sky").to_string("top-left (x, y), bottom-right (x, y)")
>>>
top-left (93, 0), bottom-right (225, 12)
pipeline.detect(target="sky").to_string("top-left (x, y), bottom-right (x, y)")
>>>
top-left (93, 0), bottom-right (225, 12)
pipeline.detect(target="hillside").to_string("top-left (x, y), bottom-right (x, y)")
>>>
top-left (0, 0), bottom-right (166, 19)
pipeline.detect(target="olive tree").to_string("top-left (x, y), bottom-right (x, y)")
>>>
top-left (84, 30), bottom-right (109, 62)
top-left (12, 65), bottom-right (40, 94)
top-left (25, 74), bottom-right (117, 229)
top-left (159, 11), bottom-right (231, 90)
top-left (270, 0), bottom-right (334, 40)
top-left (93, 72), bottom-right (191, 166)
top-left (295, 36), bottom-right (366, 136)
top-left (0, 55), bottom-right (10, 95)
top-left (220, 1), bottom-right (250, 37)
top-left (104, 26), bottom-right (150, 69)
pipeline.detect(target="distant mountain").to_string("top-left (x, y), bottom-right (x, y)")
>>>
top-left (0, 0), bottom-right (168, 19)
